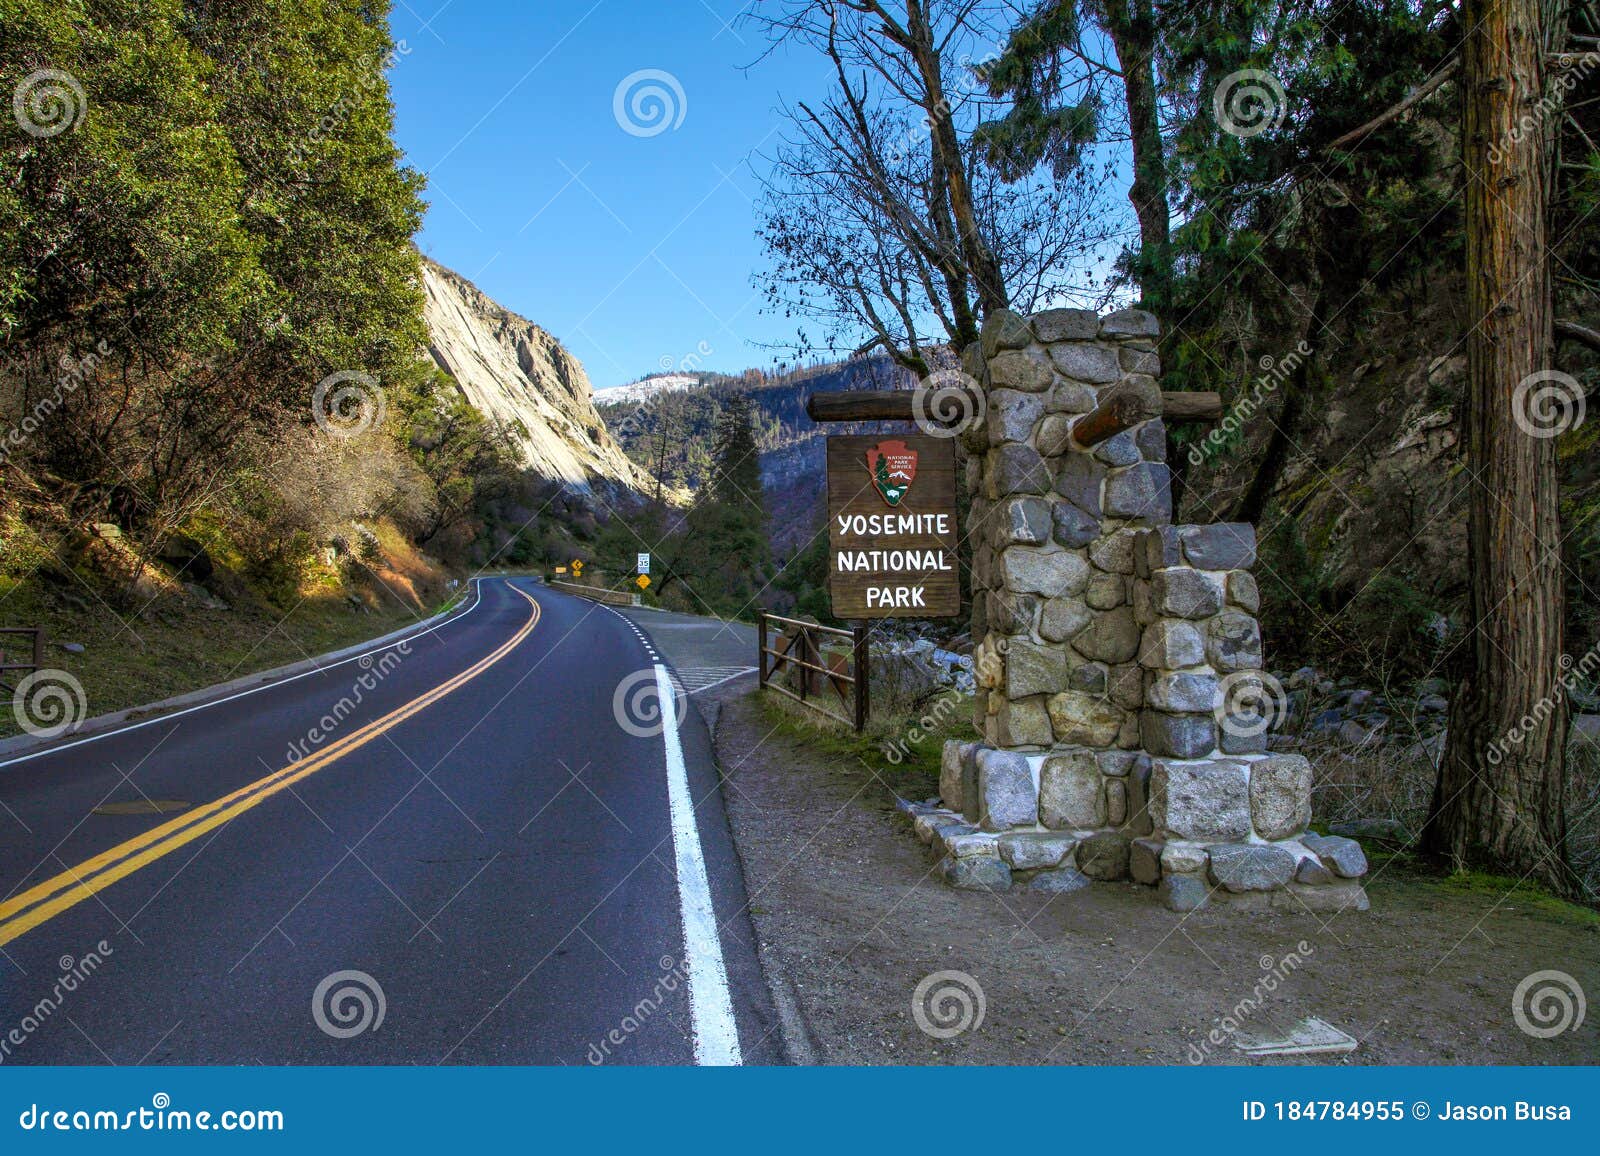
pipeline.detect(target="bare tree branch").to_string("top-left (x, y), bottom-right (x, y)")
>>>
top-left (1555, 317), bottom-right (1600, 353)
top-left (1327, 57), bottom-right (1459, 151)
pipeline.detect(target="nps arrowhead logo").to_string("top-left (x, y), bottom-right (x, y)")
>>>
top-left (866, 439), bottom-right (918, 507)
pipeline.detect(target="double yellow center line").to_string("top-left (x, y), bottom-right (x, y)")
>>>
top-left (0, 586), bottom-right (542, 948)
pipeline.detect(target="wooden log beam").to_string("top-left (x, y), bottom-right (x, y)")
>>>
top-left (805, 388), bottom-right (1224, 425)
top-left (1158, 391), bottom-right (1227, 422)
top-left (1067, 386), bottom-right (1154, 449)
top-left (805, 391), bottom-right (916, 423)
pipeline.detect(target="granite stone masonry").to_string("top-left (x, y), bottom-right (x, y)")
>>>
top-left (909, 307), bottom-right (1366, 912)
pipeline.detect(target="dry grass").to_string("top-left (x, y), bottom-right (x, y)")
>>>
top-left (0, 519), bottom-right (454, 740)
top-left (753, 683), bottom-right (965, 804)
top-left (1305, 730), bottom-right (1600, 903)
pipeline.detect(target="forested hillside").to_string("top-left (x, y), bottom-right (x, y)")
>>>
top-left (0, 2), bottom-right (633, 727)
top-left (596, 354), bottom-right (926, 550)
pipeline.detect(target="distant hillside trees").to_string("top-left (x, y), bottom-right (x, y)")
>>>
top-left (596, 393), bottom-right (772, 619)
top-left (678, 393), bottom-right (772, 615)
top-left (709, 394), bottom-right (763, 511)
top-left (597, 355), bottom-right (917, 495)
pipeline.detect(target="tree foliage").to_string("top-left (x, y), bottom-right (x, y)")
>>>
top-left (0, 0), bottom-right (427, 536)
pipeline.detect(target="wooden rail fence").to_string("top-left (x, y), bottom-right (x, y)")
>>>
top-left (0, 627), bottom-right (45, 697)
top-left (758, 612), bottom-right (868, 731)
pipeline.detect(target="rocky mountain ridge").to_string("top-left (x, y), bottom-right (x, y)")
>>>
top-left (419, 255), bottom-right (651, 495)
top-left (596, 354), bottom-right (930, 551)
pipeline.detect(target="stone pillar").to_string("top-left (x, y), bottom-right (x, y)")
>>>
top-left (911, 307), bottom-right (1369, 912)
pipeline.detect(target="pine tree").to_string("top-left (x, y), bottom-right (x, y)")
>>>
top-left (709, 393), bottom-right (763, 516)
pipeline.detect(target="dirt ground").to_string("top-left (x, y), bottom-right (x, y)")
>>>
top-left (707, 685), bottom-right (1599, 1066)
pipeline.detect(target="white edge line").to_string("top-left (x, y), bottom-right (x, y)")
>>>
top-left (0, 578), bottom-right (495, 770)
top-left (655, 662), bottom-right (742, 1066)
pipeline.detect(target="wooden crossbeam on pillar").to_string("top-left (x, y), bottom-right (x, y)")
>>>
top-left (804, 389), bottom-right (1223, 426)
top-left (1065, 386), bottom-right (1154, 450)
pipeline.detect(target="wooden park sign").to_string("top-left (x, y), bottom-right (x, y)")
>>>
top-left (826, 435), bottom-right (960, 618)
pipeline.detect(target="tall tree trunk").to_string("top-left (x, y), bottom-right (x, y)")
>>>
top-left (1104, 0), bottom-right (1175, 501)
top-left (1103, 0), bottom-right (1170, 321)
top-left (927, 140), bottom-right (983, 348)
top-left (1424, 0), bottom-right (1572, 892)
top-left (904, 0), bottom-right (1010, 318)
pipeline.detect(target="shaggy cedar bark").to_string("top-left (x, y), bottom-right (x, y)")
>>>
top-left (1424, 0), bottom-right (1572, 891)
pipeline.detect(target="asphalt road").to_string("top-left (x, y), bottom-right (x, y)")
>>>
top-left (0, 578), bottom-right (779, 1065)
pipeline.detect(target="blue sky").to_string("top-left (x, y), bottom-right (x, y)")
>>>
top-left (386, 1), bottom-right (834, 391)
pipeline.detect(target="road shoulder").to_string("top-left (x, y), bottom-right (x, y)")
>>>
top-left (706, 684), bottom-right (1600, 1066)
top-left (584, 598), bottom-right (787, 1063)
top-left (0, 580), bottom-right (487, 766)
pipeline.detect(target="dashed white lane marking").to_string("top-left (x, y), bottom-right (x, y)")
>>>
top-left (603, 609), bottom-right (750, 696)
top-left (654, 662), bottom-right (742, 1066)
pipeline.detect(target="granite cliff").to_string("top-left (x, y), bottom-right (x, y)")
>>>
top-left (420, 256), bottom-right (650, 495)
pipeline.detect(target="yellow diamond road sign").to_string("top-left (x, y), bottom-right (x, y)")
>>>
top-left (636, 575), bottom-right (651, 589)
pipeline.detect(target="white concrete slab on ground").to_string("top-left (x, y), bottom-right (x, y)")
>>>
top-left (667, 667), bottom-right (758, 695)
top-left (1231, 1015), bottom-right (1358, 1057)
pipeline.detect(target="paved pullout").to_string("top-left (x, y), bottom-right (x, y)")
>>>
top-left (0, 578), bottom-right (779, 1065)
top-left (616, 605), bottom-right (758, 694)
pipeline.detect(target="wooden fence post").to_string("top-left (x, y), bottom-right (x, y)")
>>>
top-left (852, 624), bottom-right (869, 732)
top-left (757, 612), bottom-right (768, 689)
top-left (798, 628), bottom-right (810, 701)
